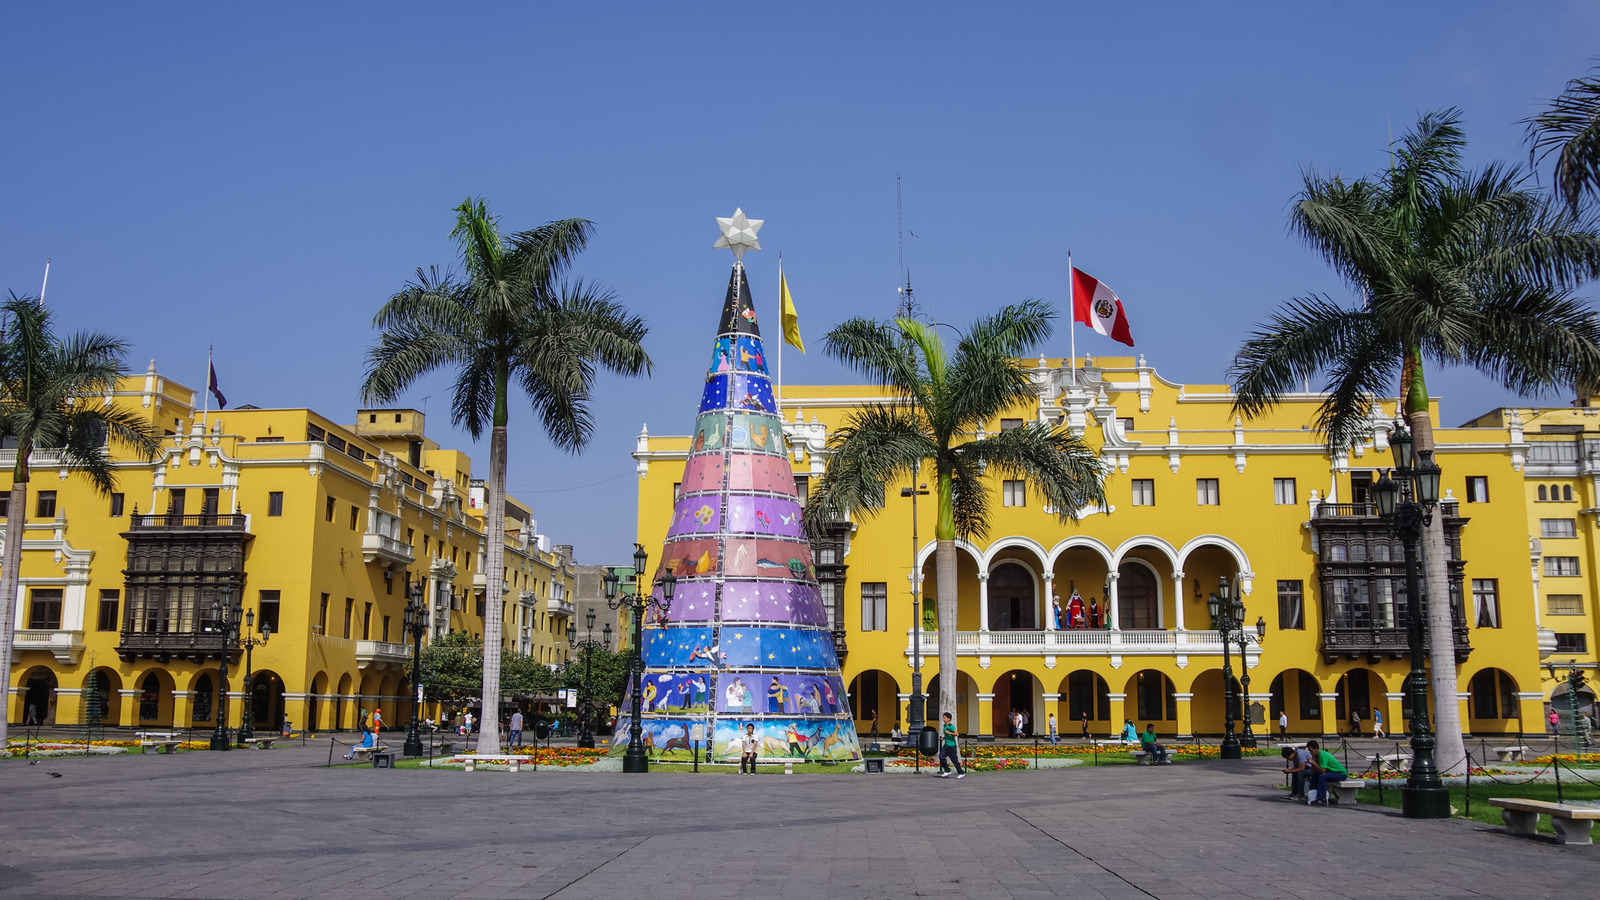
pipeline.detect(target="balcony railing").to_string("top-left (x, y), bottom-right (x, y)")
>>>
top-left (545, 596), bottom-right (574, 617)
top-left (1313, 500), bottom-right (1460, 519)
top-left (11, 628), bottom-right (85, 664)
top-left (1321, 623), bottom-right (1471, 663)
top-left (354, 640), bottom-right (411, 668)
top-left (361, 532), bottom-right (415, 567)
top-left (117, 630), bottom-right (237, 662)
top-left (128, 513), bottom-right (248, 530)
top-left (904, 628), bottom-right (1252, 658)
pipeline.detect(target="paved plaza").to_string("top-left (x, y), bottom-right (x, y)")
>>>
top-left (1, 741), bottom-right (1597, 900)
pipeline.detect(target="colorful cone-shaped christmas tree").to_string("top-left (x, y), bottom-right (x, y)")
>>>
top-left (612, 213), bottom-right (861, 763)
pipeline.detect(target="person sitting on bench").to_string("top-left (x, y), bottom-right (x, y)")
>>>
top-left (1304, 739), bottom-right (1347, 805)
top-left (343, 726), bottom-right (376, 760)
top-left (1140, 724), bottom-right (1169, 763)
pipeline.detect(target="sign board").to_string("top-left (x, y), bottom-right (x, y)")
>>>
top-left (690, 723), bottom-right (706, 742)
top-left (566, 691), bottom-right (578, 709)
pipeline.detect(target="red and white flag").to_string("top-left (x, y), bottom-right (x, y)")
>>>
top-left (1071, 267), bottom-right (1134, 347)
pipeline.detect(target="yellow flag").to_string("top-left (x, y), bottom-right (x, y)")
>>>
top-left (780, 270), bottom-right (805, 353)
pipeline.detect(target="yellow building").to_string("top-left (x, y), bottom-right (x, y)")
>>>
top-left (634, 355), bottom-right (1587, 741)
top-left (6, 363), bottom-right (575, 733)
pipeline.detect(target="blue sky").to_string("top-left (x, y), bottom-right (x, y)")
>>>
top-left (3, 2), bottom-right (1597, 563)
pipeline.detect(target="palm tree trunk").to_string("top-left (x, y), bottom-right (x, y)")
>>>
top-left (1407, 407), bottom-right (1467, 774)
top-left (478, 402), bottom-right (510, 754)
top-left (935, 539), bottom-right (958, 729)
top-left (0, 479), bottom-right (25, 746)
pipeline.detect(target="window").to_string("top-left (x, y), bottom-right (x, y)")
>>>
top-left (317, 593), bottom-right (329, 634)
top-left (35, 491), bottom-right (56, 518)
top-left (349, 506), bottom-right (359, 530)
top-left (1277, 580), bottom-right (1304, 630)
top-left (384, 569), bottom-right (393, 595)
top-left (1541, 518), bottom-right (1577, 538)
top-left (1002, 480), bottom-right (1026, 507)
top-left (343, 598), bottom-right (354, 638)
top-left (1196, 478), bottom-right (1219, 505)
top-left (1273, 478), bottom-right (1297, 505)
top-left (109, 493), bottom-right (124, 517)
top-left (267, 492), bottom-right (283, 517)
top-left (1000, 418), bottom-right (1023, 431)
top-left (1564, 485), bottom-right (1574, 502)
top-left (325, 496), bottom-right (336, 522)
top-left (202, 488), bottom-right (219, 517)
top-left (1539, 485), bottom-right (1549, 502)
top-left (97, 590), bottom-right (120, 631)
top-left (860, 583), bottom-right (888, 631)
top-left (0, 496), bottom-right (6, 517)
top-left (1547, 594), bottom-right (1583, 616)
top-left (1545, 557), bottom-right (1581, 577)
top-left (1465, 476), bottom-right (1489, 503)
top-left (1472, 579), bottom-right (1500, 628)
top-left (1554, 633), bottom-right (1588, 653)
top-left (1116, 417), bottom-right (1134, 435)
top-left (362, 602), bottom-right (372, 639)
top-left (257, 436), bottom-right (283, 443)
top-left (27, 588), bottom-right (62, 630)
top-left (258, 591), bottom-right (280, 632)
top-left (794, 476), bottom-right (809, 505)
top-left (1131, 479), bottom-right (1155, 506)
top-left (382, 615), bottom-right (391, 642)
top-left (1298, 672), bottom-right (1322, 719)
top-left (168, 489), bottom-right (185, 516)
top-left (673, 483), bottom-right (682, 502)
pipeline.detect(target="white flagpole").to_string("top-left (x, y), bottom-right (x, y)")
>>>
top-left (202, 343), bottom-right (212, 428)
top-left (776, 253), bottom-right (783, 413)
top-left (38, 259), bottom-right (50, 307)
top-left (1068, 251), bottom-right (1077, 386)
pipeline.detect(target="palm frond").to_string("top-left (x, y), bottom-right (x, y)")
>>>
top-left (804, 405), bottom-right (934, 537)
top-left (962, 422), bottom-right (1108, 523)
top-left (507, 219), bottom-right (596, 292)
top-left (1461, 283), bottom-right (1600, 397)
top-left (1525, 66), bottom-right (1600, 214)
top-left (1315, 328), bottom-right (1399, 450)
top-left (511, 286), bottom-right (652, 452)
top-left (821, 317), bottom-right (926, 402)
top-left (946, 450), bottom-right (989, 542)
top-left (1230, 295), bottom-right (1375, 419)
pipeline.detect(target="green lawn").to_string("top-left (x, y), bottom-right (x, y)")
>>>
top-left (1357, 781), bottom-right (1600, 834)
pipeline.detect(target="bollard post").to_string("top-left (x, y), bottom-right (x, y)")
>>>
top-left (1464, 750), bottom-right (1472, 818)
top-left (1554, 755), bottom-right (1564, 804)
top-left (1034, 736), bottom-right (1039, 771)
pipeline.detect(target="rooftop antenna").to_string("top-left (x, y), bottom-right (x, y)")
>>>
top-left (895, 175), bottom-right (919, 321)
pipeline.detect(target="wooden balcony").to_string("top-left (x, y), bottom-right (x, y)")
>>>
top-left (117, 630), bottom-right (239, 664)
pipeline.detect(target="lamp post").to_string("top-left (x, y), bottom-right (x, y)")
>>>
top-left (1206, 576), bottom-right (1250, 759)
top-left (1546, 660), bottom-right (1590, 751)
top-left (1372, 421), bottom-right (1450, 819)
top-left (604, 544), bottom-right (676, 773)
top-left (901, 483), bottom-right (929, 741)
top-left (1237, 614), bottom-right (1266, 748)
top-left (566, 607), bottom-right (611, 749)
top-left (236, 609), bottom-right (271, 743)
top-left (207, 595), bottom-right (241, 751)
top-left (402, 579), bottom-right (427, 757)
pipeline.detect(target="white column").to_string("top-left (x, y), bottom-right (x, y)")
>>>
top-left (1171, 571), bottom-right (1186, 632)
top-left (1042, 573), bottom-right (1056, 631)
top-left (978, 572), bottom-right (991, 632)
top-left (1107, 573), bottom-right (1121, 631)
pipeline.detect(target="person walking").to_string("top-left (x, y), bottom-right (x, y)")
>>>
top-left (1047, 712), bottom-right (1058, 746)
top-left (357, 706), bottom-right (369, 732)
top-left (1371, 708), bottom-right (1385, 740)
top-left (740, 723), bottom-right (759, 774)
top-left (1080, 711), bottom-right (1090, 740)
top-left (869, 708), bottom-right (878, 741)
top-left (370, 706), bottom-right (384, 735)
top-left (1279, 710), bottom-right (1288, 737)
top-left (23, 703), bottom-right (38, 726)
top-left (509, 710), bottom-right (524, 748)
top-left (1549, 708), bottom-right (1560, 734)
top-left (1348, 707), bottom-right (1361, 738)
top-left (937, 712), bottom-right (965, 778)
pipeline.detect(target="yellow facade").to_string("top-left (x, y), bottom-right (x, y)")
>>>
top-left (634, 355), bottom-right (1588, 741)
top-left (7, 364), bottom-right (575, 733)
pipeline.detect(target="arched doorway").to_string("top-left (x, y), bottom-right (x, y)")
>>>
top-left (1468, 668), bottom-right (1519, 731)
top-left (1117, 562), bottom-right (1160, 630)
top-left (309, 671), bottom-right (329, 731)
top-left (20, 668), bottom-right (57, 726)
top-left (925, 671), bottom-right (978, 735)
top-left (988, 562), bottom-right (1037, 630)
top-left (992, 669), bottom-right (1041, 736)
top-left (1189, 668), bottom-right (1243, 736)
top-left (335, 673), bottom-right (353, 731)
top-left (1269, 668), bottom-right (1321, 737)
top-left (847, 669), bottom-right (900, 737)
top-left (191, 673), bottom-right (216, 724)
top-left (82, 668), bottom-right (122, 726)
top-left (1335, 668), bottom-right (1381, 735)
top-left (1125, 669), bottom-right (1176, 728)
top-left (136, 671), bottom-right (173, 726)
top-left (1062, 670), bottom-right (1110, 732)
top-left (250, 671), bottom-right (286, 733)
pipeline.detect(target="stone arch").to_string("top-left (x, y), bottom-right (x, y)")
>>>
top-left (134, 668), bottom-right (176, 726)
top-left (1111, 536), bottom-right (1180, 572)
top-left (1046, 536), bottom-right (1115, 570)
top-left (926, 670), bottom-right (981, 735)
top-left (1122, 669), bottom-right (1177, 728)
top-left (987, 560), bottom-right (1040, 630)
top-left (1268, 668), bottom-right (1322, 737)
top-left (81, 667), bottom-right (122, 726)
top-left (914, 538), bottom-right (983, 570)
top-left (1176, 535), bottom-right (1252, 581)
top-left (1467, 667), bottom-right (1519, 725)
top-left (1058, 669), bottom-right (1111, 729)
top-left (981, 536), bottom-right (1050, 571)
top-left (990, 668), bottom-right (1045, 737)
top-left (334, 672), bottom-right (353, 731)
top-left (846, 669), bottom-right (900, 736)
top-left (309, 671), bottom-right (329, 731)
top-left (1333, 667), bottom-right (1383, 733)
top-left (1116, 557), bottom-right (1164, 630)
top-left (249, 669), bottom-right (286, 734)
top-left (16, 665), bottom-right (58, 726)
top-left (1189, 667), bottom-right (1244, 736)
top-left (190, 671), bottom-right (218, 725)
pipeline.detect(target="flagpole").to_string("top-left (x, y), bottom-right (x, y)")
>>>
top-left (776, 254), bottom-right (783, 413)
top-left (1068, 250), bottom-right (1077, 387)
top-left (38, 259), bottom-right (50, 308)
top-left (202, 343), bottom-right (212, 429)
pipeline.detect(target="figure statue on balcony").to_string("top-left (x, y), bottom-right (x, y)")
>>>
top-left (1089, 597), bottom-right (1101, 629)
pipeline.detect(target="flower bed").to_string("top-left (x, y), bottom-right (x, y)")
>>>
top-left (1528, 752), bottom-right (1600, 767)
top-left (465, 747), bottom-right (609, 767)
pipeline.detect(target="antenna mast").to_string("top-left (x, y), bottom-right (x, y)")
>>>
top-left (895, 175), bottom-right (918, 320)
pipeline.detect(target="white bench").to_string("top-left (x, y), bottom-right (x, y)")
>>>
top-left (139, 740), bottom-right (182, 754)
top-left (243, 737), bottom-right (278, 750)
top-left (135, 731), bottom-right (179, 741)
top-left (1489, 798), bottom-right (1600, 845)
top-left (460, 754), bottom-right (527, 772)
top-left (1328, 779), bottom-right (1372, 805)
top-left (1368, 752), bottom-right (1410, 772)
top-left (1095, 739), bottom-right (1139, 749)
top-left (1492, 746), bottom-right (1531, 763)
top-left (1131, 750), bottom-right (1170, 765)
top-left (346, 744), bottom-right (389, 762)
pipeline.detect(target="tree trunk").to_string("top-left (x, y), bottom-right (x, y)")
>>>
top-left (1408, 408), bottom-right (1467, 774)
top-left (935, 539), bottom-right (958, 729)
top-left (0, 467), bottom-right (28, 746)
top-left (478, 417), bottom-right (509, 755)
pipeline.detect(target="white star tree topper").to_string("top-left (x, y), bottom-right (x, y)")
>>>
top-left (714, 208), bottom-right (763, 261)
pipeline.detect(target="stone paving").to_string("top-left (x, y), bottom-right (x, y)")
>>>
top-left (1, 739), bottom-right (1597, 900)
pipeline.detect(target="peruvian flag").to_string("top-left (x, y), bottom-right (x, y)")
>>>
top-left (1072, 267), bottom-right (1134, 346)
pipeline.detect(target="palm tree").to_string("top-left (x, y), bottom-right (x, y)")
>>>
top-left (1231, 109), bottom-right (1600, 773)
top-left (362, 198), bottom-right (650, 752)
top-left (0, 294), bottom-right (162, 743)
top-left (805, 300), bottom-right (1107, 723)
top-left (1526, 63), bottom-right (1600, 214)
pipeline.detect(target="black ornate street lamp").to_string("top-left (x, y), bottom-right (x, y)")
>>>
top-left (402, 579), bottom-right (427, 757)
top-left (237, 609), bottom-right (271, 742)
top-left (604, 544), bottom-right (675, 773)
top-left (1206, 576), bottom-right (1253, 759)
top-left (1372, 421), bottom-right (1450, 819)
top-left (1237, 614), bottom-right (1266, 748)
top-left (901, 483), bottom-right (929, 741)
top-left (567, 607), bottom-right (612, 749)
top-left (207, 594), bottom-right (241, 751)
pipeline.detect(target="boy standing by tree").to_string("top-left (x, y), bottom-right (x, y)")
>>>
top-left (938, 712), bottom-right (965, 779)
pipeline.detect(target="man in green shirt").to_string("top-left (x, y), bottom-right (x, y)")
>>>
top-left (1140, 724), bottom-right (1169, 763)
top-left (938, 712), bottom-right (965, 778)
top-left (1305, 739), bottom-right (1347, 805)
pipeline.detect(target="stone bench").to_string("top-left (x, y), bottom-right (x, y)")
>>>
top-left (1095, 739), bottom-right (1139, 749)
top-left (139, 740), bottom-right (182, 754)
top-left (243, 737), bottom-right (278, 750)
top-left (459, 754), bottom-right (527, 772)
top-left (1489, 798), bottom-right (1600, 845)
top-left (135, 732), bottom-right (179, 742)
top-left (1368, 753), bottom-right (1410, 772)
top-left (1131, 750), bottom-right (1170, 765)
top-left (1493, 746), bottom-right (1531, 763)
top-left (1328, 779), bottom-right (1372, 805)
top-left (346, 744), bottom-right (389, 762)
